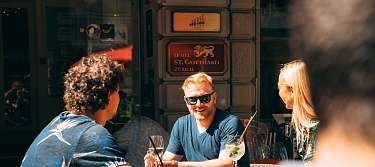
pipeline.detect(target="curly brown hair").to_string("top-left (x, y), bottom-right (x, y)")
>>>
top-left (63, 56), bottom-right (124, 114)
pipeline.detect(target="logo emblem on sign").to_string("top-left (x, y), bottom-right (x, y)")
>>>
top-left (193, 45), bottom-right (215, 58)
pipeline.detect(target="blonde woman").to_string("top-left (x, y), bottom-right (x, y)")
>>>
top-left (278, 60), bottom-right (319, 163)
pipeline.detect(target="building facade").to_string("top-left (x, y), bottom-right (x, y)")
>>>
top-left (0, 0), bottom-right (269, 164)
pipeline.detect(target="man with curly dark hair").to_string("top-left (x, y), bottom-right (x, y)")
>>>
top-left (22, 56), bottom-right (131, 167)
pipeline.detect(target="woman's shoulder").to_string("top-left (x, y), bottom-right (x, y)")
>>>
top-left (308, 121), bottom-right (319, 132)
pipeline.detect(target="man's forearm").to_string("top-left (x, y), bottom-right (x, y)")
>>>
top-left (163, 151), bottom-right (183, 161)
top-left (162, 151), bottom-right (234, 167)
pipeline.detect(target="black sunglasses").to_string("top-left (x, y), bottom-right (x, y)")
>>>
top-left (184, 92), bottom-right (215, 105)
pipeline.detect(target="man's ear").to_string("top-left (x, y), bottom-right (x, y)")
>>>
top-left (107, 89), bottom-right (117, 103)
top-left (102, 91), bottom-right (112, 109)
top-left (108, 91), bottom-right (113, 99)
top-left (212, 92), bottom-right (217, 104)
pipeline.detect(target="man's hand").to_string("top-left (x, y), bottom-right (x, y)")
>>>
top-left (160, 160), bottom-right (178, 167)
top-left (144, 152), bottom-right (157, 167)
top-left (144, 152), bottom-right (178, 167)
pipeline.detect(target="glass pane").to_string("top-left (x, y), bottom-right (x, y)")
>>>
top-left (1, 7), bottom-right (31, 127)
top-left (45, 0), bottom-right (134, 122)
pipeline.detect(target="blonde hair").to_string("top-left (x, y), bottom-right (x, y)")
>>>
top-left (279, 60), bottom-right (318, 149)
top-left (182, 72), bottom-right (214, 91)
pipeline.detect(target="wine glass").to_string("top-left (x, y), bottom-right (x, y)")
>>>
top-left (148, 135), bottom-right (165, 157)
top-left (225, 135), bottom-right (245, 167)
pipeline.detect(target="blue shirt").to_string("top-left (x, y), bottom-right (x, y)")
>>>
top-left (21, 112), bottom-right (129, 167)
top-left (166, 109), bottom-right (250, 167)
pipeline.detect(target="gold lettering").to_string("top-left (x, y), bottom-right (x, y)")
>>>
top-left (174, 52), bottom-right (191, 58)
top-left (174, 60), bottom-right (184, 65)
top-left (184, 59), bottom-right (220, 65)
top-left (174, 67), bottom-right (194, 72)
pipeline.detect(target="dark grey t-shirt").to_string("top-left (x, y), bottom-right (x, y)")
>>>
top-left (166, 109), bottom-right (250, 167)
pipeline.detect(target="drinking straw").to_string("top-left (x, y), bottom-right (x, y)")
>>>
top-left (240, 110), bottom-right (258, 140)
top-left (149, 136), bottom-right (164, 167)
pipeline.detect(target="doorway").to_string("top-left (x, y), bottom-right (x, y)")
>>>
top-left (0, 2), bottom-right (38, 165)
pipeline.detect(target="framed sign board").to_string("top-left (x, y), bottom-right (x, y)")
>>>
top-left (158, 0), bottom-right (229, 7)
top-left (172, 12), bottom-right (220, 32)
top-left (158, 7), bottom-right (229, 37)
top-left (167, 40), bottom-right (227, 76)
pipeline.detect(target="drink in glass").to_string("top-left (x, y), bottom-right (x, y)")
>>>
top-left (148, 146), bottom-right (164, 155)
top-left (148, 135), bottom-right (165, 156)
top-left (225, 135), bottom-right (245, 166)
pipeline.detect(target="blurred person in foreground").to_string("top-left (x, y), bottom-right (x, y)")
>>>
top-left (285, 0), bottom-right (375, 166)
top-left (22, 56), bottom-right (130, 166)
top-left (145, 72), bottom-right (250, 167)
top-left (278, 60), bottom-right (318, 164)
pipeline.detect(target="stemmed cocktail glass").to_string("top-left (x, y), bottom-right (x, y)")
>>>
top-left (226, 135), bottom-right (246, 167)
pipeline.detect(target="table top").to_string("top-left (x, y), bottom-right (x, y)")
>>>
top-left (251, 164), bottom-right (281, 167)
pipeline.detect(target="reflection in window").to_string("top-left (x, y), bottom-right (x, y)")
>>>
top-left (45, 0), bottom-right (134, 123)
top-left (1, 7), bottom-right (31, 127)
